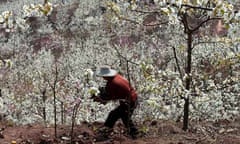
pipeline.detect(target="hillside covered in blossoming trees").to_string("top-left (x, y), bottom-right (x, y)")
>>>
top-left (0, 0), bottom-right (240, 143)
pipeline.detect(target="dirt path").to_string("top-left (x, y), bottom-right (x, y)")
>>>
top-left (0, 118), bottom-right (240, 144)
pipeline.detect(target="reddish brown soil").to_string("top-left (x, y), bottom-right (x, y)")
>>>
top-left (0, 118), bottom-right (240, 144)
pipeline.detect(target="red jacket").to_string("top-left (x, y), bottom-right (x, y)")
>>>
top-left (105, 74), bottom-right (137, 102)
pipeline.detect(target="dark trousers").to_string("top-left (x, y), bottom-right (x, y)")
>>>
top-left (104, 100), bottom-right (138, 134)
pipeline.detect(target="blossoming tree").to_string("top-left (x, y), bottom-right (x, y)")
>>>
top-left (105, 0), bottom-right (240, 130)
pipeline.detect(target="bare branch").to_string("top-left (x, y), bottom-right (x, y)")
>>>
top-left (190, 16), bottom-right (210, 32)
top-left (181, 4), bottom-right (213, 11)
top-left (171, 46), bottom-right (183, 80)
top-left (113, 45), bottom-right (139, 66)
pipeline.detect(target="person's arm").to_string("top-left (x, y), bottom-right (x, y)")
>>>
top-left (98, 86), bottom-right (112, 100)
top-left (91, 95), bottom-right (107, 105)
top-left (90, 86), bottom-right (110, 104)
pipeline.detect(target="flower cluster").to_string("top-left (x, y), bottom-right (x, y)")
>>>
top-left (0, 11), bottom-right (14, 32)
top-left (0, 59), bottom-right (13, 69)
top-left (23, 2), bottom-right (53, 18)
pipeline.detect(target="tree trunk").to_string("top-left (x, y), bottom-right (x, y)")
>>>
top-left (42, 88), bottom-right (47, 124)
top-left (183, 32), bottom-right (193, 131)
top-left (53, 86), bottom-right (57, 137)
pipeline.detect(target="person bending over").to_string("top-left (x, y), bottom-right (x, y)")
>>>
top-left (91, 65), bottom-right (138, 140)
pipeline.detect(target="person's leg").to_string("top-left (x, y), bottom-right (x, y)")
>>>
top-left (104, 106), bottom-right (122, 128)
top-left (95, 106), bottom-right (122, 141)
top-left (119, 102), bottom-right (138, 138)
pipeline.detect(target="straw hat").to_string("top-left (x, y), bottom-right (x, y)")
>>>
top-left (96, 65), bottom-right (117, 77)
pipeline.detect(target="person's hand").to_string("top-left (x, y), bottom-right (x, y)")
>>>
top-left (91, 95), bottom-right (107, 105)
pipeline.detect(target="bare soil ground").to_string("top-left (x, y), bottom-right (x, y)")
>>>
top-left (0, 117), bottom-right (240, 144)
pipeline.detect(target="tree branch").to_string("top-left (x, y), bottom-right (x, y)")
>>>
top-left (113, 45), bottom-right (139, 66)
top-left (171, 46), bottom-right (183, 80)
top-left (181, 4), bottom-right (213, 11)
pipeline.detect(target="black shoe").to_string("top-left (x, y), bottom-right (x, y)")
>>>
top-left (97, 126), bottom-right (113, 134)
top-left (94, 126), bottom-right (113, 142)
top-left (129, 129), bottom-right (139, 139)
top-left (94, 135), bottom-right (110, 142)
